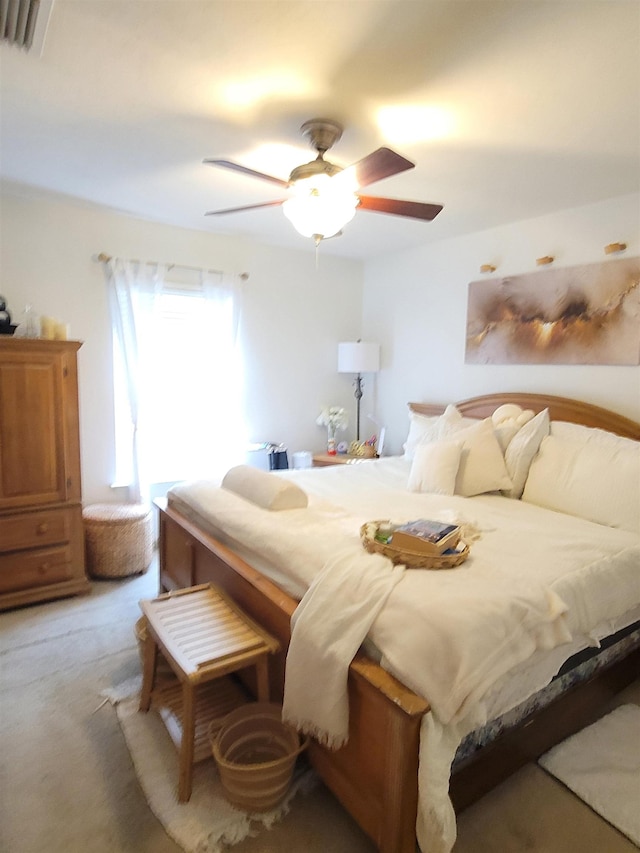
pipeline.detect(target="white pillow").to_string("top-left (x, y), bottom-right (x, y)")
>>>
top-left (491, 405), bottom-right (536, 453)
top-left (502, 409), bottom-right (550, 498)
top-left (493, 422), bottom-right (521, 453)
top-left (522, 433), bottom-right (640, 533)
top-left (453, 418), bottom-right (513, 497)
top-left (403, 405), bottom-right (478, 460)
top-left (403, 412), bottom-right (442, 460)
top-left (403, 405), bottom-right (460, 460)
top-left (222, 465), bottom-right (308, 511)
top-left (551, 420), bottom-right (639, 451)
top-left (408, 440), bottom-right (463, 495)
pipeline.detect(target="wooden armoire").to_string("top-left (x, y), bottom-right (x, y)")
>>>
top-left (0, 338), bottom-right (90, 609)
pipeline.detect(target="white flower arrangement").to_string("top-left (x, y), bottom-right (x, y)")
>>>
top-left (316, 406), bottom-right (348, 431)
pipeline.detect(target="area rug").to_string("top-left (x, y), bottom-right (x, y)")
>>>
top-left (538, 703), bottom-right (640, 846)
top-left (104, 678), bottom-right (318, 853)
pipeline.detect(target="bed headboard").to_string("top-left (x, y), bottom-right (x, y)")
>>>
top-left (409, 393), bottom-right (640, 440)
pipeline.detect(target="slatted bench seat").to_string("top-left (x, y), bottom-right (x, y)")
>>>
top-left (139, 583), bottom-right (280, 802)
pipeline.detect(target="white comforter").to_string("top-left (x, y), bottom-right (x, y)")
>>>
top-left (168, 457), bottom-right (640, 853)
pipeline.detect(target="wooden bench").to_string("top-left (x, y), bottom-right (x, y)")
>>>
top-left (139, 583), bottom-right (280, 801)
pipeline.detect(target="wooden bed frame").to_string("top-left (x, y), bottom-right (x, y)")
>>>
top-left (156, 393), bottom-right (640, 853)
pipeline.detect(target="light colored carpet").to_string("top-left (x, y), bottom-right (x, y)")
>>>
top-left (0, 565), bottom-right (184, 853)
top-left (538, 704), bottom-right (640, 846)
top-left (108, 681), bottom-right (318, 853)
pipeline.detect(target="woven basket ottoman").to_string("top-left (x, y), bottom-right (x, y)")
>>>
top-left (83, 503), bottom-right (153, 578)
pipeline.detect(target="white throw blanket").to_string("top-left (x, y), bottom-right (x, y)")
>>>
top-left (282, 547), bottom-right (404, 748)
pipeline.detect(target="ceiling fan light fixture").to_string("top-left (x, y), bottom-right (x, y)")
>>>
top-left (204, 117), bottom-right (443, 234)
top-left (283, 174), bottom-right (358, 240)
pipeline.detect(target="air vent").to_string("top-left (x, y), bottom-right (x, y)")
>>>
top-left (1, 0), bottom-right (54, 53)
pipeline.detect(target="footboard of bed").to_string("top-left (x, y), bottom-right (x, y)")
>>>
top-left (157, 500), bottom-right (429, 853)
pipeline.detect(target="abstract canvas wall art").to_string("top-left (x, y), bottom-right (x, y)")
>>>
top-left (465, 256), bottom-right (640, 365)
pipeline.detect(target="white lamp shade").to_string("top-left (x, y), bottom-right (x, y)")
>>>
top-left (338, 341), bottom-right (380, 374)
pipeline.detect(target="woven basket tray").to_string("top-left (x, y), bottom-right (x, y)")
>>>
top-left (348, 441), bottom-right (377, 458)
top-left (360, 520), bottom-right (470, 570)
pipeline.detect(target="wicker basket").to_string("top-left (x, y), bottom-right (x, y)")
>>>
top-left (83, 503), bottom-right (153, 578)
top-left (135, 615), bottom-right (147, 664)
top-left (211, 703), bottom-right (308, 812)
top-left (360, 520), bottom-right (470, 569)
top-left (348, 441), bottom-right (377, 458)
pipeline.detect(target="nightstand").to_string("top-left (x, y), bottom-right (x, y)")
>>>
top-left (312, 453), bottom-right (370, 467)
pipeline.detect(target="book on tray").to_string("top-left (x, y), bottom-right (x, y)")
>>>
top-left (376, 519), bottom-right (461, 555)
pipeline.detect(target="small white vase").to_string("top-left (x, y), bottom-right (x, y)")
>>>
top-left (327, 424), bottom-right (337, 455)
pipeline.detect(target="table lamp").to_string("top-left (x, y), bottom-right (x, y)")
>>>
top-left (338, 341), bottom-right (380, 441)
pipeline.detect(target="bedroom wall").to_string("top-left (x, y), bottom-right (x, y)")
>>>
top-left (0, 186), bottom-right (364, 503)
top-left (362, 193), bottom-right (640, 455)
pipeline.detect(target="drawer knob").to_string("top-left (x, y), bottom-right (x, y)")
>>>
top-left (39, 562), bottom-right (51, 573)
top-left (37, 523), bottom-right (49, 534)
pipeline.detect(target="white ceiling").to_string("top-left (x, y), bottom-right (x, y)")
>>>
top-left (1, 0), bottom-right (638, 260)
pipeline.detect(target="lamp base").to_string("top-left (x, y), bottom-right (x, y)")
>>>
top-left (354, 373), bottom-right (364, 442)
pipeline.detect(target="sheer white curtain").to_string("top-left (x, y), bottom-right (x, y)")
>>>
top-left (105, 257), bottom-right (245, 503)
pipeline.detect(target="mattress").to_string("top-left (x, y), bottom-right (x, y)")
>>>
top-left (453, 623), bottom-right (640, 768)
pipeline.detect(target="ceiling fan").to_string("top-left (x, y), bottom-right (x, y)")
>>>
top-left (203, 118), bottom-right (443, 244)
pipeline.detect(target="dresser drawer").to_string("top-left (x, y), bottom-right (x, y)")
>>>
top-left (0, 546), bottom-right (73, 593)
top-left (0, 508), bottom-right (71, 553)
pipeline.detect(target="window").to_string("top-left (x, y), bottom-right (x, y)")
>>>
top-left (107, 259), bottom-right (246, 502)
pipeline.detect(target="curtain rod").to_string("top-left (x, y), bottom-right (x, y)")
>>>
top-left (95, 253), bottom-right (249, 280)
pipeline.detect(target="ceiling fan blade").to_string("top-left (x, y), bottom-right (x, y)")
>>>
top-left (203, 158), bottom-right (289, 188)
top-left (357, 195), bottom-right (443, 221)
top-left (340, 147), bottom-right (415, 189)
top-left (205, 200), bottom-right (286, 216)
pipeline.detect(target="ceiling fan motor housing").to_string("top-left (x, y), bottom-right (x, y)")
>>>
top-left (300, 118), bottom-right (343, 154)
top-left (288, 119), bottom-right (345, 183)
top-left (288, 158), bottom-right (342, 183)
